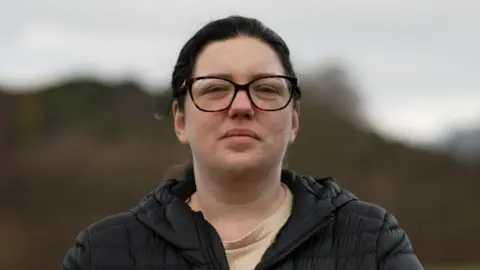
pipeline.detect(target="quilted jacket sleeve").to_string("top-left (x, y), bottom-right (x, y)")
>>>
top-left (376, 213), bottom-right (424, 270)
top-left (62, 230), bottom-right (90, 270)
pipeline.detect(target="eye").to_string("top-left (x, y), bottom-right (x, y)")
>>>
top-left (205, 84), bottom-right (230, 92)
top-left (255, 85), bottom-right (279, 93)
top-left (194, 79), bottom-right (232, 96)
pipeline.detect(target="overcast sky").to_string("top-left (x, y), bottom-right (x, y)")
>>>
top-left (1, 0), bottom-right (479, 145)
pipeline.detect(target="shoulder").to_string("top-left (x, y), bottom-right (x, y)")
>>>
top-left (294, 172), bottom-right (398, 235)
top-left (62, 209), bottom-right (146, 269)
top-left (85, 210), bottom-right (142, 241)
top-left (333, 196), bottom-right (397, 236)
top-left (329, 191), bottom-right (422, 267)
top-left (314, 175), bottom-right (395, 233)
top-left (293, 171), bottom-right (388, 226)
top-left (301, 173), bottom-right (393, 231)
top-left (330, 186), bottom-right (422, 265)
top-left (335, 197), bottom-right (422, 268)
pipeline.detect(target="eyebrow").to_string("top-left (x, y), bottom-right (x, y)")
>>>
top-left (201, 72), bottom-right (283, 80)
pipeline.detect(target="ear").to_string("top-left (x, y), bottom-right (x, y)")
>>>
top-left (290, 102), bottom-right (300, 143)
top-left (172, 101), bottom-right (188, 144)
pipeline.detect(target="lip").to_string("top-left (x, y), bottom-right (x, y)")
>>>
top-left (221, 128), bottom-right (260, 140)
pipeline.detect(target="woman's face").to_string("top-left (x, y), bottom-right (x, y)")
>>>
top-left (173, 36), bottom-right (299, 172)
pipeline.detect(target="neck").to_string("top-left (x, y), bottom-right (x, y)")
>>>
top-left (189, 164), bottom-right (286, 240)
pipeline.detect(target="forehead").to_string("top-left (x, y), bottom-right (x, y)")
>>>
top-left (193, 36), bottom-right (284, 80)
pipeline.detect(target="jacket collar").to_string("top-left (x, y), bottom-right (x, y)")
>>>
top-left (134, 168), bottom-right (357, 265)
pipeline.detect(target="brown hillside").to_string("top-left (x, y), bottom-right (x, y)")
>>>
top-left (0, 69), bottom-right (478, 269)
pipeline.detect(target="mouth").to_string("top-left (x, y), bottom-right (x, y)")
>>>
top-left (221, 128), bottom-right (260, 140)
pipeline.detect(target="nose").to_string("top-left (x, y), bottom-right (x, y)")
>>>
top-left (228, 90), bottom-right (254, 119)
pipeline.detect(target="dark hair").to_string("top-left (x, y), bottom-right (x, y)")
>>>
top-left (165, 15), bottom-right (299, 180)
top-left (171, 15), bottom-right (298, 112)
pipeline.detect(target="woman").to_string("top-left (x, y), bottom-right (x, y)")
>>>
top-left (63, 15), bottom-right (423, 270)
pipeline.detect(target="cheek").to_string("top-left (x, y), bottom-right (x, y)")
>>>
top-left (185, 110), bottom-right (219, 145)
top-left (262, 113), bottom-right (292, 141)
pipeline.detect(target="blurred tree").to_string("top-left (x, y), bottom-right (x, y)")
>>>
top-left (300, 63), bottom-right (366, 127)
top-left (13, 93), bottom-right (44, 141)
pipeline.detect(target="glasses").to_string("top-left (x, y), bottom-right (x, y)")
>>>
top-left (178, 75), bottom-right (301, 112)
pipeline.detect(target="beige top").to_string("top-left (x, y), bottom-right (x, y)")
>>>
top-left (222, 185), bottom-right (293, 270)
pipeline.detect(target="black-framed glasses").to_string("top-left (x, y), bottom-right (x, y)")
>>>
top-left (177, 75), bottom-right (301, 112)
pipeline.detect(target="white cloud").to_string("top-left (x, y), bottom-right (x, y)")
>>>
top-left (18, 21), bottom-right (180, 59)
top-left (6, 20), bottom-right (183, 87)
top-left (368, 95), bottom-right (480, 143)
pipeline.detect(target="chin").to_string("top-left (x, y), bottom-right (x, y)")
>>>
top-left (217, 151), bottom-right (264, 171)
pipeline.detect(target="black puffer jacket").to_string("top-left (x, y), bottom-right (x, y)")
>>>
top-left (62, 169), bottom-right (423, 269)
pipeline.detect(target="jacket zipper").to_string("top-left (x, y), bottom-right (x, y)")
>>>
top-left (254, 214), bottom-right (335, 270)
top-left (207, 245), bottom-right (222, 270)
top-left (194, 212), bottom-right (225, 270)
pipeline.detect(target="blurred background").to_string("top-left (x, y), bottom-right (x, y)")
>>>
top-left (1, 1), bottom-right (479, 269)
